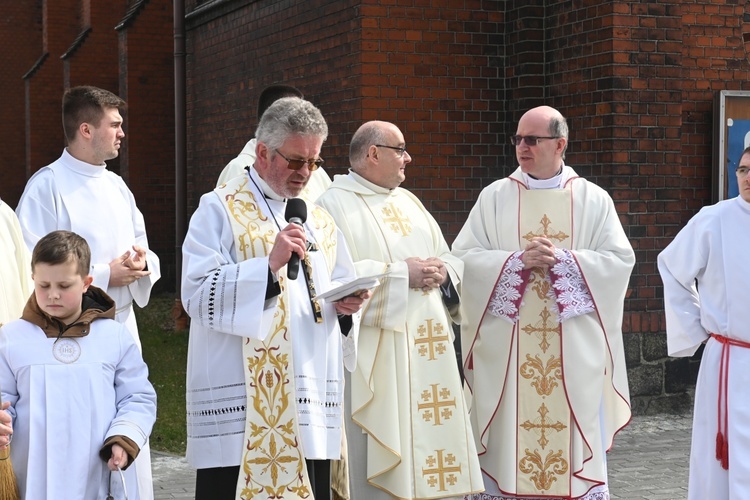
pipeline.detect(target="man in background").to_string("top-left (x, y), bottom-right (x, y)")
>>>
top-left (216, 84), bottom-right (332, 202)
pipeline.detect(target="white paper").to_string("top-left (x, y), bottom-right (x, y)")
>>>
top-left (315, 273), bottom-right (387, 302)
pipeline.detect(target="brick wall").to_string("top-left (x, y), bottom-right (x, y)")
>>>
top-left (0, 1), bottom-right (41, 207)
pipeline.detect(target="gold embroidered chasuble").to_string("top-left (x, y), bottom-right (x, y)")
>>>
top-left (453, 167), bottom-right (634, 500)
top-left (216, 177), bottom-right (337, 499)
top-left (317, 173), bottom-right (483, 499)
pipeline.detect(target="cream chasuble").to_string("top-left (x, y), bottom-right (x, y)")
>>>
top-left (317, 172), bottom-right (483, 499)
top-left (452, 166), bottom-right (634, 500)
top-left (216, 176), bottom-right (337, 499)
top-left (0, 200), bottom-right (31, 327)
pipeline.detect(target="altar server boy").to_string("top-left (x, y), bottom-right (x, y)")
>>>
top-left (0, 230), bottom-right (156, 499)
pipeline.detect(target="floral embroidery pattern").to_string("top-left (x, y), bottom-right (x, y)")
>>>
top-left (549, 249), bottom-right (595, 321)
top-left (488, 252), bottom-right (526, 321)
top-left (519, 449), bottom-right (569, 491)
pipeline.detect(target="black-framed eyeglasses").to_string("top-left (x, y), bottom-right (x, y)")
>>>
top-left (736, 166), bottom-right (750, 178)
top-left (510, 135), bottom-right (560, 146)
top-left (275, 149), bottom-right (324, 171)
top-left (375, 144), bottom-right (408, 158)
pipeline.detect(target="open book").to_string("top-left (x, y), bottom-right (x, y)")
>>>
top-left (316, 272), bottom-right (388, 302)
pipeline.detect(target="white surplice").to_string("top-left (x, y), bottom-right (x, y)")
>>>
top-left (0, 317), bottom-right (156, 500)
top-left (658, 196), bottom-right (750, 500)
top-left (452, 166), bottom-right (634, 500)
top-left (182, 167), bottom-right (359, 470)
top-left (216, 137), bottom-right (333, 202)
top-left (0, 200), bottom-right (31, 326)
top-left (317, 171), bottom-right (483, 499)
top-left (15, 148), bottom-right (160, 499)
top-left (15, 149), bottom-right (161, 346)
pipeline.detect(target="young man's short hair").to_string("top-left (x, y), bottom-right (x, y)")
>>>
top-left (62, 86), bottom-right (126, 144)
top-left (32, 230), bottom-right (91, 277)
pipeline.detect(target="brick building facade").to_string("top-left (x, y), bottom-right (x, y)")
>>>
top-left (3, 0), bottom-right (750, 413)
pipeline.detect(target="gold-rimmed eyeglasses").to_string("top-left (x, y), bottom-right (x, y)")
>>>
top-left (275, 150), bottom-right (324, 171)
top-left (375, 144), bottom-right (408, 158)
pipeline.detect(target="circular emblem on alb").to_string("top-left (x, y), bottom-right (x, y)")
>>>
top-left (53, 338), bottom-right (81, 364)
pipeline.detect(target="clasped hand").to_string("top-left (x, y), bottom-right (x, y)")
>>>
top-left (522, 237), bottom-right (557, 270)
top-left (109, 245), bottom-right (151, 287)
top-left (406, 257), bottom-right (447, 292)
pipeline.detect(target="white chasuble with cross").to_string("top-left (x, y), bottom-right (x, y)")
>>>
top-left (317, 172), bottom-right (483, 499)
top-left (453, 166), bottom-right (634, 500)
top-left (216, 176), bottom-right (338, 499)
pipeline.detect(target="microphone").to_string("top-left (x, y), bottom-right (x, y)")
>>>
top-left (284, 198), bottom-right (307, 280)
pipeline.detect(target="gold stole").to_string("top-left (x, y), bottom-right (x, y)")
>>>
top-left (516, 188), bottom-right (572, 496)
top-left (216, 177), bottom-right (335, 499)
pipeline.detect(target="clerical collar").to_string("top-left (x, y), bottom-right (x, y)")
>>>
top-left (523, 164), bottom-right (565, 190)
top-left (62, 148), bottom-right (107, 178)
top-left (348, 169), bottom-right (393, 194)
top-left (249, 166), bottom-right (285, 201)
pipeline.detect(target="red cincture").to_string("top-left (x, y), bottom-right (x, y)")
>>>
top-left (710, 333), bottom-right (750, 470)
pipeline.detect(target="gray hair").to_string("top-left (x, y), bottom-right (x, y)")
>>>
top-left (549, 114), bottom-right (569, 159)
top-left (255, 97), bottom-right (328, 151)
top-left (349, 122), bottom-right (388, 170)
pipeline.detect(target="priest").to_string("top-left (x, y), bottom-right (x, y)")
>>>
top-left (452, 106), bottom-right (634, 500)
top-left (182, 97), bottom-right (367, 500)
top-left (317, 120), bottom-right (483, 499)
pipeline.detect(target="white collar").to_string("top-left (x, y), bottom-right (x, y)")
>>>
top-left (61, 148), bottom-right (107, 177)
top-left (523, 166), bottom-right (564, 190)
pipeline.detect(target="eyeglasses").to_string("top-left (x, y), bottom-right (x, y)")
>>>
top-left (275, 149), bottom-right (324, 171)
top-left (510, 135), bottom-right (560, 146)
top-left (375, 144), bottom-right (408, 158)
top-left (737, 166), bottom-right (750, 178)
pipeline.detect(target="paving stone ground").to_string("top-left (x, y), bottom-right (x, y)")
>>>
top-left (152, 413), bottom-right (693, 500)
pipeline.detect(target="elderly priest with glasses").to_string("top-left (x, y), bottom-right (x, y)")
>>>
top-left (181, 97), bottom-right (369, 500)
top-left (452, 105), bottom-right (635, 500)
